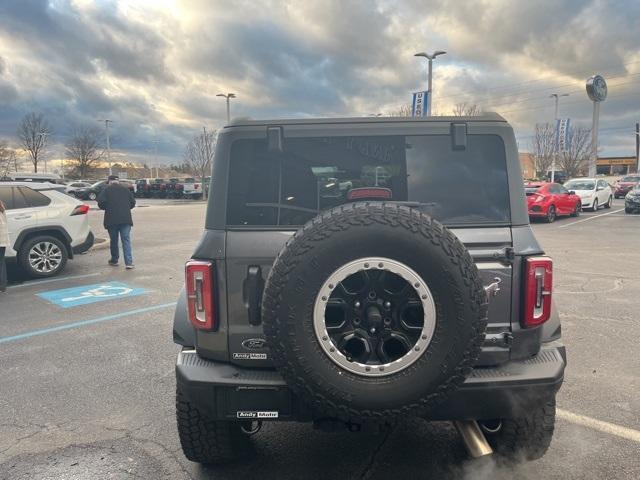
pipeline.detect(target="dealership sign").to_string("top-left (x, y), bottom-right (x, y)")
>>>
top-left (586, 75), bottom-right (608, 102)
top-left (412, 91), bottom-right (429, 117)
top-left (555, 118), bottom-right (571, 152)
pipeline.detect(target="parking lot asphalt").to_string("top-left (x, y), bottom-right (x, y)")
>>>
top-left (1, 199), bottom-right (639, 479)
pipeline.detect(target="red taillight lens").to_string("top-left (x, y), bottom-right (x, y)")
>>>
top-left (185, 260), bottom-right (216, 330)
top-left (523, 256), bottom-right (553, 327)
top-left (71, 204), bottom-right (90, 215)
top-left (194, 184), bottom-right (199, 189)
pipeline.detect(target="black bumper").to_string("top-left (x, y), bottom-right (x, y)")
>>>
top-left (176, 345), bottom-right (566, 422)
top-left (72, 231), bottom-right (95, 255)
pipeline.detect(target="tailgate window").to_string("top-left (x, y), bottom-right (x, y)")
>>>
top-left (227, 135), bottom-right (510, 227)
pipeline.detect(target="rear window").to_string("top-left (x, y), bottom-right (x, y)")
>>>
top-left (621, 176), bottom-right (640, 182)
top-left (226, 135), bottom-right (510, 227)
top-left (525, 186), bottom-right (541, 195)
top-left (18, 187), bottom-right (51, 207)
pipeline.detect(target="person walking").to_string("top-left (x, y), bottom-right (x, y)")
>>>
top-left (0, 200), bottom-right (9, 292)
top-left (98, 175), bottom-right (136, 269)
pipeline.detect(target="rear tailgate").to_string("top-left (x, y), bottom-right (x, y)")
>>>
top-left (224, 227), bottom-right (513, 368)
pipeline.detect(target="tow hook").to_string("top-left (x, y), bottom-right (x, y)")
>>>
top-left (484, 277), bottom-right (502, 300)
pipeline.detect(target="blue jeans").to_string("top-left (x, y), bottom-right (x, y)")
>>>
top-left (107, 224), bottom-right (133, 266)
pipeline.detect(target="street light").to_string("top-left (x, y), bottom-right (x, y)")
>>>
top-left (549, 93), bottom-right (569, 183)
top-left (98, 119), bottom-right (113, 176)
top-left (550, 93), bottom-right (570, 121)
top-left (414, 50), bottom-right (447, 116)
top-left (37, 132), bottom-right (49, 174)
top-left (216, 93), bottom-right (236, 123)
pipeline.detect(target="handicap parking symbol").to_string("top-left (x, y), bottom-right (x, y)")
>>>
top-left (38, 281), bottom-right (148, 308)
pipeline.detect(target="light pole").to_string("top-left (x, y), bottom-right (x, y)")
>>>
top-left (549, 93), bottom-right (569, 183)
top-left (550, 93), bottom-right (569, 122)
top-left (37, 132), bottom-right (49, 174)
top-left (99, 119), bottom-right (113, 176)
top-left (414, 50), bottom-right (446, 116)
top-left (216, 93), bottom-right (236, 123)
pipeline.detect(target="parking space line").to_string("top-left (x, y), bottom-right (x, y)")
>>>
top-left (558, 409), bottom-right (640, 443)
top-left (558, 208), bottom-right (624, 228)
top-left (0, 302), bottom-right (176, 345)
top-left (7, 272), bottom-right (101, 290)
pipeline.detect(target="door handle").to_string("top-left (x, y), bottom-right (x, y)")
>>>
top-left (14, 215), bottom-right (32, 220)
top-left (244, 266), bottom-right (264, 326)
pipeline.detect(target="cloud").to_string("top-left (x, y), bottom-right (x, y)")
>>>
top-left (0, 0), bottom-right (637, 165)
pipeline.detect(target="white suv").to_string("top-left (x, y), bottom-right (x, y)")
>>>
top-left (0, 182), bottom-right (94, 278)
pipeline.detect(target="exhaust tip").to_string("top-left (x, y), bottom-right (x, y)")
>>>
top-left (453, 420), bottom-right (494, 458)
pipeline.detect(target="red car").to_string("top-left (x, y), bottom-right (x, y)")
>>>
top-left (525, 182), bottom-right (581, 223)
top-left (614, 175), bottom-right (640, 198)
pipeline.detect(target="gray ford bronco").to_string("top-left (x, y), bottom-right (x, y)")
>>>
top-left (173, 114), bottom-right (566, 464)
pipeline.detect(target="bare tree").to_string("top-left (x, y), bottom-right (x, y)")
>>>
top-left (388, 104), bottom-right (412, 117)
top-left (0, 140), bottom-right (18, 177)
top-left (452, 102), bottom-right (481, 116)
top-left (17, 112), bottom-right (51, 173)
top-left (184, 128), bottom-right (216, 199)
top-left (531, 123), bottom-right (556, 178)
top-left (66, 126), bottom-right (104, 178)
top-left (558, 126), bottom-right (591, 178)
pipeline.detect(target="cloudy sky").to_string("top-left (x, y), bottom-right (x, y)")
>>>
top-left (0, 0), bottom-right (638, 170)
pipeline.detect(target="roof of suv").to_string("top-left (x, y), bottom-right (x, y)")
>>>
top-left (0, 181), bottom-right (64, 191)
top-left (225, 113), bottom-right (507, 128)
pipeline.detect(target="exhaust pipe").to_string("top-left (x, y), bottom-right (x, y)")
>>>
top-left (453, 420), bottom-right (493, 458)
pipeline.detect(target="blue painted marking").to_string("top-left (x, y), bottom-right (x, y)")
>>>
top-left (0, 302), bottom-right (177, 345)
top-left (37, 281), bottom-right (148, 308)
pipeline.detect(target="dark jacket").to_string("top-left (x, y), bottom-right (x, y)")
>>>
top-left (97, 182), bottom-right (136, 228)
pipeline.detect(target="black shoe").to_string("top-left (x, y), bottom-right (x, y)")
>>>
top-left (108, 260), bottom-right (119, 266)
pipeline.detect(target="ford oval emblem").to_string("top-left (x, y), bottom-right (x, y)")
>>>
top-left (242, 338), bottom-right (266, 350)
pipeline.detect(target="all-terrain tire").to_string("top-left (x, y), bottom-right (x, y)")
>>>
top-left (483, 400), bottom-right (556, 462)
top-left (262, 203), bottom-right (488, 423)
top-left (176, 387), bottom-right (251, 464)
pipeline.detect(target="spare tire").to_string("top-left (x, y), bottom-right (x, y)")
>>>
top-left (262, 203), bottom-right (488, 422)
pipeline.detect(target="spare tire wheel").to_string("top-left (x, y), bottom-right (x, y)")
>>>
top-left (262, 203), bottom-right (488, 422)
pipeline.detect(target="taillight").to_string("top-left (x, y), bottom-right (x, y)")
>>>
top-left (71, 204), bottom-right (90, 215)
top-left (523, 256), bottom-right (553, 327)
top-left (194, 184), bottom-right (199, 189)
top-left (185, 260), bottom-right (216, 330)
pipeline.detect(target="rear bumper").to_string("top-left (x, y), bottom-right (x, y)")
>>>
top-left (72, 231), bottom-right (95, 254)
top-left (176, 344), bottom-right (566, 422)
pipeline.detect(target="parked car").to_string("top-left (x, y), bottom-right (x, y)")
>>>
top-left (181, 177), bottom-right (203, 199)
top-left (148, 178), bottom-right (168, 198)
top-left (563, 178), bottom-right (613, 211)
top-left (3, 172), bottom-right (64, 184)
top-left (625, 183), bottom-right (640, 213)
top-left (525, 181), bottom-right (581, 222)
top-left (75, 180), bottom-right (134, 200)
top-left (545, 170), bottom-right (568, 184)
top-left (65, 181), bottom-right (91, 197)
top-left (173, 114), bottom-right (565, 465)
top-left (135, 178), bottom-right (153, 198)
top-left (613, 174), bottom-right (640, 198)
top-left (166, 178), bottom-right (185, 199)
top-left (0, 182), bottom-right (93, 278)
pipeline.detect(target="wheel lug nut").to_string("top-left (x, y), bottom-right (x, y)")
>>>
top-left (370, 327), bottom-right (376, 334)
top-left (354, 301), bottom-right (361, 308)
top-left (384, 301), bottom-right (391, 309)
